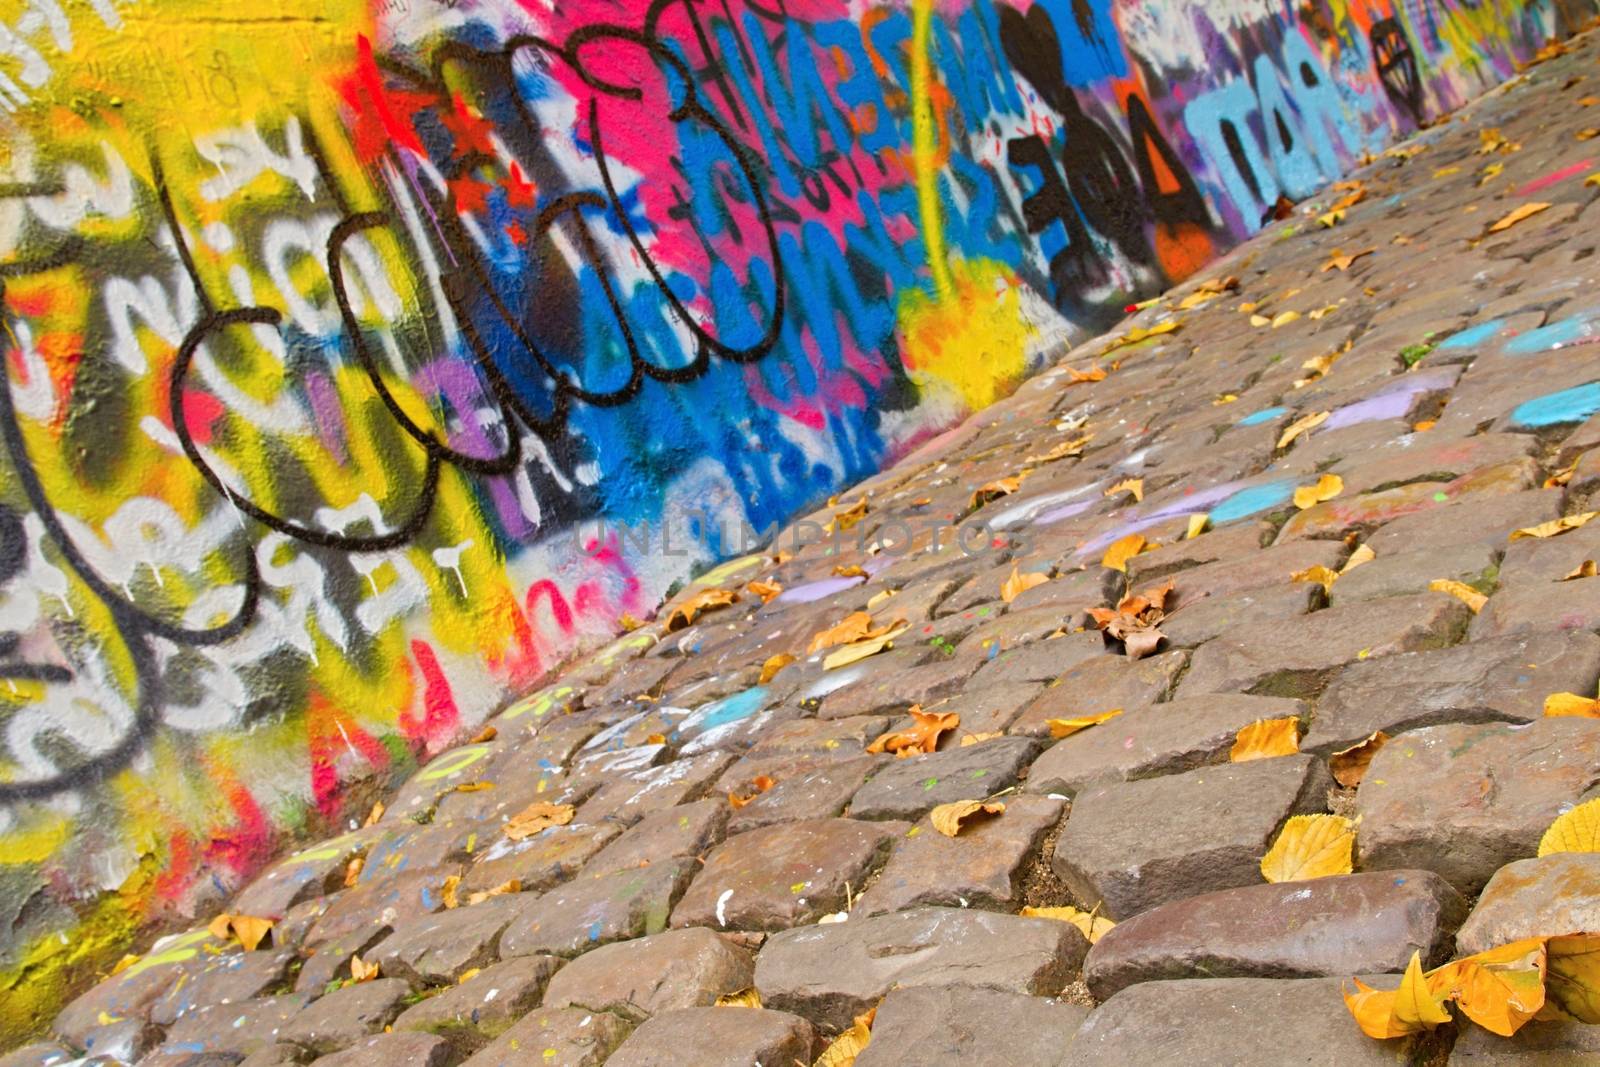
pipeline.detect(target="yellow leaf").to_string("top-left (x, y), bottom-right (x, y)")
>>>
top-left (1277, 410), bottom-right (1329, 449)
top-left (441, 874), bottom-right (461, 910)
top-left (716, 987), bottom-right (763, 1008)
top-left (1250, 314), bottom-right (1271, 327)
top-left (822, 623), bottom-right (908, 669)
top-left (1001, 566), bottom-right (1050, 604)
top-left (1186, 514), bottom-right (1210, 540)
top-left (467, 879), bottom-right (521, 906)
top-left (960, 731), bottom-right (1004, 746)
top-left (1308, 304), bottom-right (1341, 321)
top-left (1546, 462), bottom-right (1578, 488)
top-left (1433, 166), bottom-right (1461, 178)
top-left (1479, 162), bottom-right (1505, 186)
top-left (808, 612), bottom-right (888, 654)
top-left (1341, 544), bottom-right (1376, 573)
top-left (343, 856), bottom-right (364, 889)
top-left (1291, 565), bottom-right (1340, 592)
top-left (832, 564), bottom-right (866, 578)
top-left (814, 1007), bottom-right (876, 1067)
top-left (1545, 692), bottom-right (1600, 718)
top-left (1563, 561), bottom-right (1598, 581)
top-left (453, 781), bottom-right (494, 793)
top-left (666, 587), bottom-right (739, 631)
top-left (1578, 128), bottom-right (1600, 141)
top-left (1480, 127), bottom-right (1514, 153)
top-left (1488, 202), bottom-right (1551, 233)
top-left (1293, 474), bottom-right (1344, 510)
top-left (1429, 579), bottom-right (1487, 613)
top-left (830, 497), bottom-right (870, 531)
top-left (1271, 310), bottom-right (1301, 328)
top-left (1213, 394), bottom-right (1238, 406)
top-left (1105, 320), bottom-right (1181, 352)
top-left (1104, 478), bottom-right (1144, 503)
top-left (1588, 174), bottom-right (1600, 189)
top-left (504, 801), bottom-right (575, 841)
top-left (1026, 434), bottom-right (1093, 464)
top-left (930, 799), bottom-right (1007, 837)
top-left (350, 954), bottom-right (381, 983)
top-left (1260, 814), bottom-right (1355, 882)
top-left (1430, 938), bottom-right (1547, 1037)
top-left (1102, 534), bottom-right (1149, 573)
top-left (1540, 797), bottom-right (1600, 857)
top-left (1548, 933), bottom-right (1600, 1023)
top-left (1021, 905), bottom-right (1116, 944)
top-left (971, 474), bottom-right (1025, 509)
top-left (206, 914), bottom-right (274, 952)
top-left (759, 653), bottom-right (796, 684)
top-left (866, 708), bottom-right (959, 758)
top-left (457, 968), bottom-right (481, 984)
top-left (1299, 352), bottom-right (1338, 378)
top-left (470, 725), bottom-right (498, 743)
top-left (1067, 366), bottom-right (1108, 383)
top-left (1317, 209), bottom-right (1345, 228)
top-left (1414, 420), bottom-right (1436, 432)
top-left (1343, 952), bottom-right (1452, 1039)
top-left (746, 578), bottom-right (784, 604)
top-left (1330, 731), bottom-right (1389, 788)
top-left (1046, 709), bottom-right (1124, 739)
top-left (364, 801), bottom-right (385, 827)
top-left (1511, 512), bottom-right (1599, 540)
top-left (1230, 717), bottom-right (1301, 761)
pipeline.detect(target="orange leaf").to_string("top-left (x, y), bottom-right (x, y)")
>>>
top-left (829, 497), bottom-right (870, 531)
top-left (504, 801), bottom-right (575, 840)
top-left (470, 725), bottom-right (498, 743)
top-left (1230, 717), bottom-right (1301, 762)
top-left (1067, 366), bottom-right (1107, 383)
top-left (1343, 951), bottom-right (1451, 1039)
top-left (1487, 202), bottom-right (1551, 233)
top-left (971, 474), bottom-right (1026, 509)
top-left (759, 653), bottom-right (796, 684)
top-left (1330, 731), bottom-right (1389, 788)
top-left (1001, 565), bottom-right (1050, 604)
top-left (746, 578), bottom-right (784, 603)
top-left (666, 587), bottom-right (739, 631)
top-left (1545, 692), bottom-right (1600, 718)
top-left (1101, 534), bottom-right (1149, 573)
top-left (866, 708), bottom-right (960, 758)
top-left (930, 799), bottom-right (1006, 837)
top-left (1104, 478), bottom-right (1144, 503)
top-left (350, 954), bottom-right (380, 983)
top-left (1046, 709), bottom-right (1123, 739)
top-left (807, 611), bottom-right (886, 654)
top-left (1562, 561), bottom-right (1598, 581)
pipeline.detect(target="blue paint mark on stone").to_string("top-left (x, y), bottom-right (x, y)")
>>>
top-left (1439, 319), bottom-right (1503, 350)
top-left (1507, 317), bottom-right (1588, 355)
top-left (1210, 480), bottom-right (1295, 524)
top-left (695, 687), bottom-right (769, 731)
top-left (1510, 382), bottom-right (1600, 428)
top-left (1238, 406), bottom-right (1288, 427)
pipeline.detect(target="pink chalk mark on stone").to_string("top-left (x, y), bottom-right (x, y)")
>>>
top-left (1516, 159), bottom-right (1595, 197)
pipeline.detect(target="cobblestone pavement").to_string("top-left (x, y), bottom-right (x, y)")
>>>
top-left (19, 29), bottom-right (1600, 1067)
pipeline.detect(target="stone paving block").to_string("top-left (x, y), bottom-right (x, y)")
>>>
top-left (1068, 976), bottom-right (1413, 1066)
top-left (1123, 522), bottom-right (1270, 585)
top-left (852, 986), bottom-right (1089, 1067)
top-left (1449, 1019), bottom-right (1600, 1064)
top-left (754, 907), bottom-right (1086, 1032)
top-left (1176, 592), bottom-right (1471, 698)
top-left (308, 1030), bottom-right (452, 1067)
top-left (1456, 853), bottom-right (1600, 955)
top-left (459, 1006), bottom-right (632, 1067)
top-left (150, 947), bottom-right (296, 1026)
top-left (357, 820), bottom-right (479, 886)
top-left (0, 1045), bottom-right (73, 1067)
top-left (393, 955), bottom-right (563, 1038)
top-left (1329, 542), bottom-right (1499, 604)
top-left (279, 979), bottom-right (413, 1055)
top-left (306, 866), bottom-right (459, 949)
top-left (367, 893), bottom-right (528, 984)
top-left (943, 680), bottom-right (1047, 740)
top-left (847, 736), bottom-right (1039, 821)
top-left (1082, 870), bottom-right (1466, 999)
top-left (1159, 583), bottom-right (1320, 648)
top-left (1365, 488), bottom-right (1563, 555)
top-left (232, 828), bottom-right (384, 919)
top-left (575, 751), bottom-right (735, 826)
top-left (1330, 432), bottom-right (1539, 496)
top-left (461, 822), bottom-right (622, 896)
top-left (818, 654), bottom-right (970, 719)
top-left (1304, 631), bottom-right (1600, 754)
top-left (1053, 755), bottom-right (1332, 920)
top-left (1151, 541), bottom-right (1349, 611)
top-left (53, 928), bottom-right (218, 1045)
top-left (540, 928), bottom-right (752, 1021)
top-left (498, 857), bottom-right (694, 958)
top-left (724, 756), bottom-right (879, 834)
top-left (1497, 522), bottom-right (1600, 587)
top-left (746, 716), bottom-right (890, 758)
top-left (671, 818), bottom-right (901, 931)
top-left (965, 630), bottom-right (1108, 687)
top-left (1470, 576), bottom-right (1600, 639)
top-left (1357, 718), bottom-right (1600, 895)
top-left (602, 1007), bottom-right (815, 1067)
top-left (856, 795), bottom-right (1064, 916)
top-left (581, 798), bottom-right (727, 877)
top-left (157, 993), bottom-right (313, 1060)
top-left (1010, 652), bottom-right (1187, 737)
top-left (75, 1016), bottom-right (161, 1063)
top-left (1026, 694), bottom-right (1308, 796)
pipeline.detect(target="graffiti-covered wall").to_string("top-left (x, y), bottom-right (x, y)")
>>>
top-left (0, 0), bottom-right (1587, 1034)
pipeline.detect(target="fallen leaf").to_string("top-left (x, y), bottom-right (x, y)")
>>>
top-left (470, 725), bottom-right (498, 743)
top-left (831, 564), bottom-right (867, 579)
top-left (1277, 410), bottom-right (1329, 449)
top-left (1308, 304), bottom-right (1342, 321)
top-left (1429, 938), bottom-right (1547, 1037)
top-left (344, 856), bottom-right (364, 889)
top-left (1563, 561), bottom-right (1598, 581)
top-left (1582, 96), bottom-right (1600, 106)
top-left (1539, 796), bottom-right (1600, 857)
top-left (1546, 692), bottom-right (1600, 718)
top-left (1589, 173), bottom-right (1600, 189)
top-left (1414, 420), bottom-right (1436, 432)
top-left (1230, 717), bottom-right (1301, 761)
top-left (1510, 512), bottom-right (1599, 540)
top-left (971, 474), bottom-right (1025, 509)
top-left (829, 497), bottom-right (869, 532)
top-left (1104, 478), bottom-right (1144, 503)
top-left (1316, 209), bottom-right (1345, 228)
top-left (1299, 353), bottom-right (1339, 381)
top-left (1214, 393), bottom-right (1239, 405)
top-left (1343, 951), bottom-right (1452, 1039)
top-left (930, 799), bottom-right (1007, 837)
top-left (1067, 366), bottom-right (1108, 383)
top-left (1046, 709), bottom-right (1123, 739)
top-left (1487, 202), bottom-right (1551, 233)
top-left (1292, 565), bottom-right (1340, 592)
top-left (1186, 514), bottom-right (1210, 540)
top-left (666, 587), bottom-right (739, 631)
top-left (1433, 166), bottom-right (1461, 178)
top-left (808, 612), bottom-right (887, 654)
top-left (452, 780), bottom-right (494, 793)
top-left (959, 731), bottom-right (1003, 746)
top-left (1272, 310), bottom-right (1301, 328)
top-left (1026, 434), bottom-right (1093, 464)
top-left (759, 653), bottom-right (796, 683)
top-left (1429, 579), bottom-right (1487, 613)
top-left (815, 1006), bottom-right (875, 1067)
top-left (1549, 934), bottom-right (1600, 1022)
top-left (746, 578), bottom-right (784, 603)
top-left (1087, 581), bottom-right (1174, 659)
top-left (1101, 534), bottom-right (1149, 573)
top-left (823, 623), bottom-right (908, 669)
top-left (1021, 904), bottom-right (1116, 943)
top-left (457, 968), bottom-right (480, 984)
top-left (1330, 731), bottom-right (1389, 788)
top-left (1579, 128), bottom-right (1600, 141)
top-left (440, 874), bottom-right (461, 909)
top-left (364, 801), bottom-right (385, 827)
top-left (1104, 320), bottom-right (1181, 352)
top-left (1260, 814), bottom-right (1355, 882)
top-left (1001, 566), bottom-right (1050, 604)
top-left (504, 801), bottom-right (575, 841)
top-left (1322, 248), bottom-right (1374, 272)
top-left (1479, 127), bottom-right (1520, 154)
top-left (1479, 162), bottom-right (1505, 185)
top-left (866, 707), bottom-right (959, 758)
top-left (726, 774), bottom-right (777, 809)
top-left (1342, 544), bottom-right (1376, 573)
top-left (467, 879), bottom-right (521, 906)
top-left (1250, 313), bottom-right (1272, 328)
top-left (716, 987), bottom-right (763, 1008)
top-left (350, 954), bottom-right (381, 983)
top-left (206, 914), bottom-right (275, 952)
top-left (1545, 462), bottom-right (1578, 488)
top-left (618, 613), bottom-right (643, 632)
top-left (1293, 474), bottom-right (1344, 510)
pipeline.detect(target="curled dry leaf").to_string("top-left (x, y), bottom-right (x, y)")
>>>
top-left (470, 724), bottom-right (498, 743)
top-left (829, 497), bottom-right (870, 532)
top-left (1292, 474), bottom-right (1344, 511)
top-left (808, 612), bottom-right (886, 654)
top-left (1260, 814), bottom-right (1355, 882)
top-left (1545, 692), bottom-right (1600, 718)
top-left (1001, 566), bottom-right (1050, 604)
top-left (716, 987), bottom-right (763, 1009)
top-left (1321, 248), bottom-right (1375, 272)
top-left (1067, 366), bottom-right (1108, 383)
top-left (207, 913), bottom-right (275, 952)
top-left (1272, 310), bottom-right (1302, 328)
top-left (866, 588), bottom-right (898, 609)
top-left (1105, 320), bottom-right (1180, 352)
top-left (930, 799), bottom-right (1007, 837)
top-left (867, 708), bottom-right (959, 758)
top-left (1344, 951), bottom-right (1452, 1039)
top-left (814, 1006), bottom-right (876, 1067)
top-left (1104, 478), bottom-right (1144, 503)
top-left (823, 623), bottom-right (908, 670)
top-left (452, 780), bottom-right (494, 793)
top-left (759, 653), bottom-right (796, 684)
top-left (1022, 904), bottom-right (1116, 943)
top-left (350, 954), bottom-right (381, 983)
top-left (1277, 411), bottom-right (1329, 450)
top-left (343, 856), bottom-right (364, 889)
top-left (467, 879), bottom-right (521, 906)
top-left (666, 587), bottom-right (739, 631)
top-left (1539, 796), bottom-right (1600, 857)
top-left (728, 775), bottom-right (777, 809)
top-left (1186, 513), bottom-right (1210, 540)
top-left (832, 564), bottom-right (866, 578)
top-left (1047, 709), bottom-right (1123, 739)
top-left (1316, 209), bottom-right (1345, 228)
top-left (1564, 561), bottom-right (1599, 581)
top-left (1230, 717), bottom-right (1301, 762)
top-left (1487, 202), bottom-right (1551, 233)
top-left (364, 801), bottom-right (386, 827)
top-left (1341, 544), bottom-right (1376, 574)
top-left (971, 474), bottom-right (1026, 510)
top-left (746, 578), bottom-right (783, 604)
top-left (1087, 582), bottom-right (1174, 659)
top-left (1101, 533), bottom-right (1150, 573)
top-left (504, 801), bottom-right (575, 841)
top-left (441, 874), bottom-right (461, 909)
top-left (1292, 565), bottom-right (1340, 592)
top-left (1511, 512), bottom-right (1600, 540)
top-left (1330, 731), bottom-right (1389, 788)
top-left (1429, 579), bottom-right (1487, 613)
top-left (1026, 434), bottom-right (1093, 465)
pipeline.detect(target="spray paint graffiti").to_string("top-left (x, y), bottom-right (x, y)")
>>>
top-left (0, 0), bottom-right (1587, 1033)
